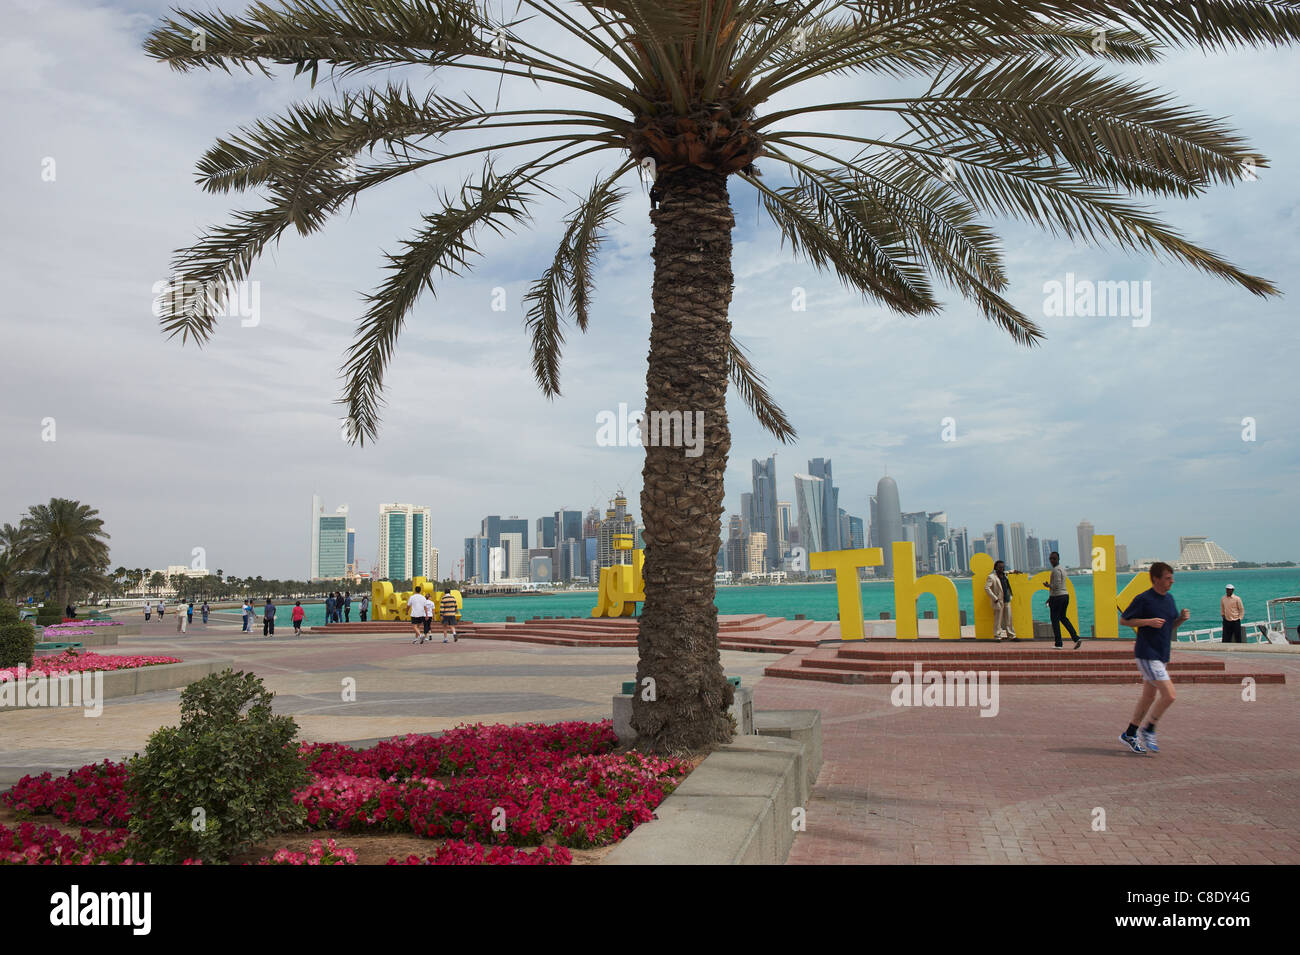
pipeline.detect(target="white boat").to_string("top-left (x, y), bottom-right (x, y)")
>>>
top-left (1259, 596), bottom-right (1300, 645)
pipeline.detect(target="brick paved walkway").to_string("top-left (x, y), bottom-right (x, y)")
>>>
top-left (756, 646), bottom-right (1300, 864)
top-left (7, 611), bottom-right (1298, 864)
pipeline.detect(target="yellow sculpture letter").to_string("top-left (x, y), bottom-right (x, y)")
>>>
top-left (970, 553), bottom-right (996, 640)
top-left (891, 542), bottom-right (961, 639)
top-left (809, 548), bottom-right (883, 640)
top-left (1091, 535), bottom-right (1149, 638)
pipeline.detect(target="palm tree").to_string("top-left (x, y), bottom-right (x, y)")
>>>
top-left (149, 571), bottom-right (167, 596)
top-left (15, 499), bottom-right (112, 612)
top-left (145, 1), bottom-right (1295, 752)
top-left (0, 523), bottom-right (27, 601)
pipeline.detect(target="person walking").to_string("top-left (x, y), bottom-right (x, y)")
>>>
top-left (1118, 561), bottom-right (1191, 754)
top-left (344, 592), bottom-right (352, 622)
top-left (1220, 584), bottom-right (1245, 643)
top-left (157, 599), bottom-right (165, 620)
top-left (985, 560), bottom-right (1016, 641)
top-left (440, 590), bottom-right (459, 643)
top-left (241, 599), bottom-right (252, 633)
top-left (359, 595), bottom-right (369, 622)
top-left (325, 593), bottom-right (336, 624)
top-left (408, 587), bottom-right (427, 644)
top-left (186, 601), bottom-right (195, 626)
top-left (292, 600), bottom-right (305, 636)
top-left (1043, 552), bottom-right (1082, 649)
top-left (143, 600), bottom-right (152, 622)
top-left (263, 597), bottom-right (276, 637)
top-left (200, 600), bottom-right (210, 625)
top-left (177, 605), bottom-right (187, 634)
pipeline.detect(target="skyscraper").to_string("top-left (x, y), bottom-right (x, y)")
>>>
top-left (777, 502), bottom-right (792, 556)
top-left (1077, 520), bottom-right (1095, 569)
top-left (1043, 538), bottom-right (1060, 567)
top-left (378, 503), bottom-right (432, 580)
top-left (902, 512), bottom-right (930, 572)
top-left (927, 512), bottom-right (948, 571)
top-left (847, 515), bottom-right (865, 550)
top-left (949, 527), bottom-right (970, 574)
top-left (808, 458), bottom-right (840, 551)
top-left (500, 531), bottom-right (524, 580)
top-left (739, 492), bottom-right (753, 538)
top-left (310, 496), bottom-right (349, 580)
top-left (346, 528), bottom-right (356, 569)
top-left (597, 495), bottom-right (636, 569)
top-left (792, 474), bottom-right (826, 554)
top-left (747, 532), bottom-right (768, 575)
top-left (1009, 522), bottom-right (1028, 572)
top-left (874, 476), bottom-right (903, 578)
top-left (994, 522), bottom-right (1009, 567)
top-left (726, 514), bottom-right (745, 574)
top-left (536, 515), bottom-right (556, 549)
top-left (751, 456), bottom-right (780, 571)
top-left (1026, 534), bottom-right (1041, 572)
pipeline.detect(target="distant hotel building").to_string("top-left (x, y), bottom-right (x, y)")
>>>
top-left (378, 503), bottom-right (432, 580)
top-left (1175, 536), bottom-right (1236, 570)
top-left (310, 496), bottom-right (349, 580)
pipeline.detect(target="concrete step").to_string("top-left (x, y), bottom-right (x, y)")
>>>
top-left (836, 646), bottom-right (1138, 661)
top-left (764, 664), bottom-right (1286, 685)
top-left (805, 657), bottom-right (1228, 673)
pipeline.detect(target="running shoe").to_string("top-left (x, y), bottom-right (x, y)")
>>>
top-left (1119, 732), bottom-right (1146, 754)
top-left (1138, 728), bottom-right (1159, 753)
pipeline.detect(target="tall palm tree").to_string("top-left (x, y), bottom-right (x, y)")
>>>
top-left (16, 499), bottom-right (112, 612)
top-left (146, 0), bottom-right (1295, 752)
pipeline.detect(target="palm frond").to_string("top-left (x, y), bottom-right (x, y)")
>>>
top-left (143, 0), bottom-right (489, 78)
top-left (339, 159), bottom-right (545, 444)
top-left (523, 165), bottom-right (629, 395)
top-left (728, 337), bottom-right (797, 442)
top-left (745, 163), bottom-right (942, 315)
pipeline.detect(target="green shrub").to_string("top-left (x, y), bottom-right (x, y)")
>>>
top-left (125, 669), bottom-right (308, 864)
top-left (0, 621), bottom-right (36, 669)
top-left (0, 603), bottom-right (20, 625)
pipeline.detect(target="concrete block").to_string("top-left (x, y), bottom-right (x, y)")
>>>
top-left (602, 734), bottom-right (805, 865)
top-left (754, 710), bottom-right (823, 791)
top-left (602, 795), bottom-right (775, 865)
top-left (613, 685), bottom-right (754, 745)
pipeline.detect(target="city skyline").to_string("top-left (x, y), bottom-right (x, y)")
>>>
top-left (6, 7), bottom-right (1298, 580)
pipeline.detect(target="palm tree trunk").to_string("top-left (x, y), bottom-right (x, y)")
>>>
top-left (633, 166), bottom-right (736, 753)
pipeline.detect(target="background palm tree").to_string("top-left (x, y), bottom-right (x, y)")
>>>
top-left (0, 523), bottom-right (27, 601)
top-left (15, 499), bottom-right (112, 611)
top-left (145, 0), bottom-right (1296, 752)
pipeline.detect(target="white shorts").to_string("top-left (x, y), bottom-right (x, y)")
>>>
top-left (1136, 658), bottom-right (1170, 683)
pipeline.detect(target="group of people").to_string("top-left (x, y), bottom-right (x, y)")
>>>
top-left (408, 589), bottom-right (460, 645)
top-left (324, 591), bottom-right (364, 623)
top-left (143, 598), bottom-right (209, 632)
top-left (983, 551), bottom-right (1083, 647)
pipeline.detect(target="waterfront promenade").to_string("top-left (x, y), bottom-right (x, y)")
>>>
top-left (2, 613), bottom-right (1297, 864)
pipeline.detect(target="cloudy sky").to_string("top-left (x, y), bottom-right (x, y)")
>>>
top-left (3, 0), bottom-right (1297, 579)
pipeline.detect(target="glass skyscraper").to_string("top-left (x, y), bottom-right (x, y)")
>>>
top-left (310, 496), bottom-right (349, 580)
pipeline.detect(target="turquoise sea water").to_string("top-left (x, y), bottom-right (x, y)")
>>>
top-left (216, 568), bottom-right (1299, 635)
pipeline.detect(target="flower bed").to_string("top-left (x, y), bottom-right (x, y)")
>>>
top-left (2, 651), bottom-right (182, 681)
top-left (45, 622), bottom-right (122, 631)
top-left (0, 720), bottom-right (686, 865)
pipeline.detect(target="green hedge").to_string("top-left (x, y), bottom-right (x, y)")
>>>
top-left (35, 604), bottom-right (63, 626)
top-left (0, 621), bottom-right (36, 669)
top-left (0, 603), bottom-right (21, 625)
